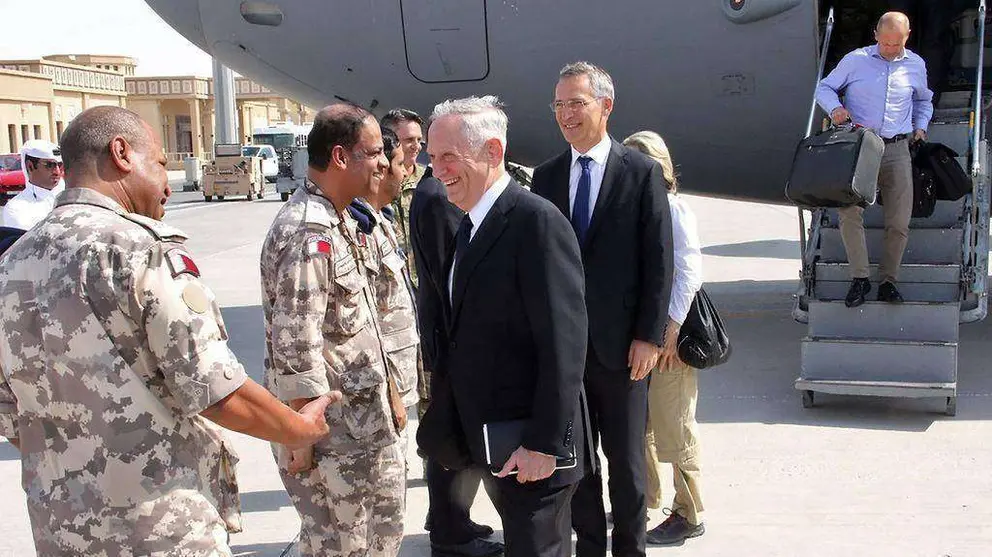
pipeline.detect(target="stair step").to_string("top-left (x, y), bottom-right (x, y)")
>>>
top-left (823, 198), bottom-right (965, 229)
top-left (794, 378), bottom-right (956, 399)
top-left (928, 122), bottom-right (972, 158)
top-left (814, 280), bottom-right (959, 303)
top-left (815, 262), bottom-right (960, 284)
top-left (807, 300), bottom-right (960, 342)
top-left (819, 228), bottom-right (963, 264)
top-left (800, 337), bottom-right (957, 384)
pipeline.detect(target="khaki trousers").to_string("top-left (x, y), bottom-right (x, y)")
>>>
top-left (644, 361), bottom-right (704, 526)
top-left (837, 138), bottom-right (913, 283)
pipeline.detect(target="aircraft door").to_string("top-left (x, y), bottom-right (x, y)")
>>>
top-left (400, 0), bottom-right (490, 83)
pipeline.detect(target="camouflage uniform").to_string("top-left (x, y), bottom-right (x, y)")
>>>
top-left (261, 181), bottom-right (404, 557)
top-left (391, 164), bottom-right (432, 411)
top-left (0, 187), bottom-right (246, 557)
top-left (363, 201), bottom-right (420, 411)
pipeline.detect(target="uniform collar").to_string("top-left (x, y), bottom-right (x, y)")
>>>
top-left (401, 163), bottom-right (426, 191)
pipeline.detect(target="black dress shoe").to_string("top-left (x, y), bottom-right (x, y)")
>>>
top-left (467, 520), bottom-right (495, 539)
top-left (646, 511), bottom-right (704, 546)
top-left (877, 281), bottom-right (904, 303)
top-left (844, 277), bottom-right (871, 308)
top-left (431, 537), bottom-right (505, 557)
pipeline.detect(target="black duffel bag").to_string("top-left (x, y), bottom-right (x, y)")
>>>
top-left (914, 142), bottom-right (971, 201)
top-left (877, 142), bottom-right (937, 218)
top-left (785, 125), bottom-right (884, 208)
top-left (677, 287), bottom-right (731, 370)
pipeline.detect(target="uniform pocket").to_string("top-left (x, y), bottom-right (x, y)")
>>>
top-left (383, 326), bottom-right (420, 394)
top-left (332, 258), bottom-right (368, 335)
top-left (339, 365), bottom-right (391, 440)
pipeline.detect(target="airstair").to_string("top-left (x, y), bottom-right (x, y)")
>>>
top-left (792, 3), bottom-right (991, 416)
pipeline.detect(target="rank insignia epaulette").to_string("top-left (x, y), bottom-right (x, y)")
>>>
top-left (305, 234), bottom-right (334, 258)
top-left (165, 248), bottom-right (200, 278)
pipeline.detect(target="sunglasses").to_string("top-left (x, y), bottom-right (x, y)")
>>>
top-left (36, 161), bottom-right (63, 170)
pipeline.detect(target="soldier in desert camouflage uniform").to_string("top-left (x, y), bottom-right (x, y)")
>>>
top-left (348, 127), bottom-right (421, 453)
top-left (0, 106), bottom-right (334, 557)
top-left (262, 103), bottom-right (405, 557)
top-left (380, 109), bottom-right (432, 414)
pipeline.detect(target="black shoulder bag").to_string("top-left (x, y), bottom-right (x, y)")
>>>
top-left (677, 287), bottom-right (731, 370)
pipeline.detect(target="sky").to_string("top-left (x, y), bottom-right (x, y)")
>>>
top-left (0, 0), bottom-right (213, 76)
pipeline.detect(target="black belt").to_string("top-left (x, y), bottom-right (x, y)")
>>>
top-left (883, 133), bottom-right (908, 144)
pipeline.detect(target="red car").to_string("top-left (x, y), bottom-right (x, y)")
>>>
top-left (0, 154), bottom-right (26, 199)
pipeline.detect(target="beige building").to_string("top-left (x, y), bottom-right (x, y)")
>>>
top-left (0, 54), bottom-right (314, 168)
top-left (0, 57), bottom-right (128, 154)
top-left (127, 75), bottom-right (314, 168)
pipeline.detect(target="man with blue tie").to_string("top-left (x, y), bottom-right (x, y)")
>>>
top-left (816, 11), bottom-right (934, 308)
top-left (532, 62), bottom-right (674, 557)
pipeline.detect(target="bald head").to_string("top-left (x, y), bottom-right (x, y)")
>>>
top-left (875, 11), bottom-right (911, 61)
top-left (60, 106), bottom-right (149, 178)
top-left (877, 11), bottom-right (910, 34)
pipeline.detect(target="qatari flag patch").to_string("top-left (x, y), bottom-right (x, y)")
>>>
top-left (166, 248), bottom-right (201, 278)
top-left (305, 234), bottom-right (334, 259)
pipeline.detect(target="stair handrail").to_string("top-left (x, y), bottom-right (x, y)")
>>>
top-left (972, 0), bottom-right (986, 178)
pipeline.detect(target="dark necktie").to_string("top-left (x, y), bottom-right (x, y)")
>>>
top-left (453, 214), bottom-right (473, 291)
top-left (572, 156), bottom-right (593, 243)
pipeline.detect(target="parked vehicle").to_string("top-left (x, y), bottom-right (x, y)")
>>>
top-left (243, 144), bottom-right (279, 182)
top-left (0, 154), bottom-right (26, 200)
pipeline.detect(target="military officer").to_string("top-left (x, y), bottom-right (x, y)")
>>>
top-left (0, 106), bottom-right (335, 557)
top-left (261, 103), bottom-right (406, 557)
top-left (348, 127), bottom-right (420, 438)
top-left (1, 139), bottom-right (65, 230)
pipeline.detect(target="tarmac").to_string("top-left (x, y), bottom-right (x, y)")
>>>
top-left (1, 172), bottom-right (990, 556)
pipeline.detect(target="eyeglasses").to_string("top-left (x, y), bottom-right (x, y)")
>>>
top-left (38, 161), bottom-right (63, 170)
top-left (550, 98), bottom-right (599, 114)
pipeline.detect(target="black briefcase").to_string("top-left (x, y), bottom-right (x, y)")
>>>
top-left (785, 125), bottom-right (884, 208)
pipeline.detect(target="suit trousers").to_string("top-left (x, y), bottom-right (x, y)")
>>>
top-left (838, 138), bottom-right (913, 283)
top-left (644, 361), bottom-right (704, 526)
top-left (572, 356), bottom-right (649, 557)
top-left (425, 457), bottom-right (485, 544)
top-left (483, 473), bottom-right (578, 557)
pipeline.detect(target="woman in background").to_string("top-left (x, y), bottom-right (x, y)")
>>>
top-left (623, 130), bottom-right (706, 546)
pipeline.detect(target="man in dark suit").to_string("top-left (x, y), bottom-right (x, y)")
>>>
top-left (425, 95), bottom-right (588, 557)
top-left (406, 112), bottom-right (503, 557)
top-left (532, 61), bottom-right (674, 557)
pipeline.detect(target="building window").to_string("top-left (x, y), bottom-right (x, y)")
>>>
top-left (126, 81), bottom-right (135, 94)
top-left (34, 125), bottom-right (42, 141)
top-left (160, 80), bottom-right (169, 93)
top-left (8, 125), bottom-right (17, 152)
top-left (138, 81), bottom-right (147, 94)
top-left (114, 65), bottom-right (119, 71)
top-left (21, 125), bottom-right (30, 143)
top-left (149, 81), bottom-right (159, 95)
top-left (171, 80), bottom-right (181, 93)
top-left (182, 80), bottom-right (193, 94)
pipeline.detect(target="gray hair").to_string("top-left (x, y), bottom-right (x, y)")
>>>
top-left (60, 106), bottom-right (148, 175)
top-left (877, 11), bottom-right (910, 33)
top-left (559, 61), bottom-right (615, 101)
top-left (430, 95), bottom-right (508, 152)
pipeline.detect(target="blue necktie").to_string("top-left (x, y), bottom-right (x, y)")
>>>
top-left (572, 156), bottom-right (593, 243)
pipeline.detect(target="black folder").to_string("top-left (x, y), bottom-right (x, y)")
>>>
top-left (482, 419), bottom-right (577, 475)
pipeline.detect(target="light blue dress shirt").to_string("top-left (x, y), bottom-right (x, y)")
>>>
top-left (816, 45), bottom-right (934, 138)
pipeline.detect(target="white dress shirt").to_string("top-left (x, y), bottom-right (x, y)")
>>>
top-left (668, 193), bottom-right (703, 325)
top-left (449, 172), bottom-right (512, 300)
top-left (568, 134), bottom-right (612, 219)
top-left (2, 180), bottom-right (65, 231)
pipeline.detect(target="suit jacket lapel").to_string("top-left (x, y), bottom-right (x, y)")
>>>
top-left (585, 140), bottom-right (626, 246)
top-left (549, 151), bottom-right (572, 218)
top-left (449, 181), bottom-right (519, 331)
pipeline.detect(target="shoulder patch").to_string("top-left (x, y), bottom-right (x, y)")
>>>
top-left (166, 247), bottom-right (201, 278)
top-left (304, 234), bottom-right (334, 259)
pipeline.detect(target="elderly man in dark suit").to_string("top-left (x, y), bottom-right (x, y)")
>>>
top-left (405, 112), bottom-right (503, 557)
top-left (532, 61), bottom-right (674, 557)
top-left (422, 95), bottom-right (588, 557)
